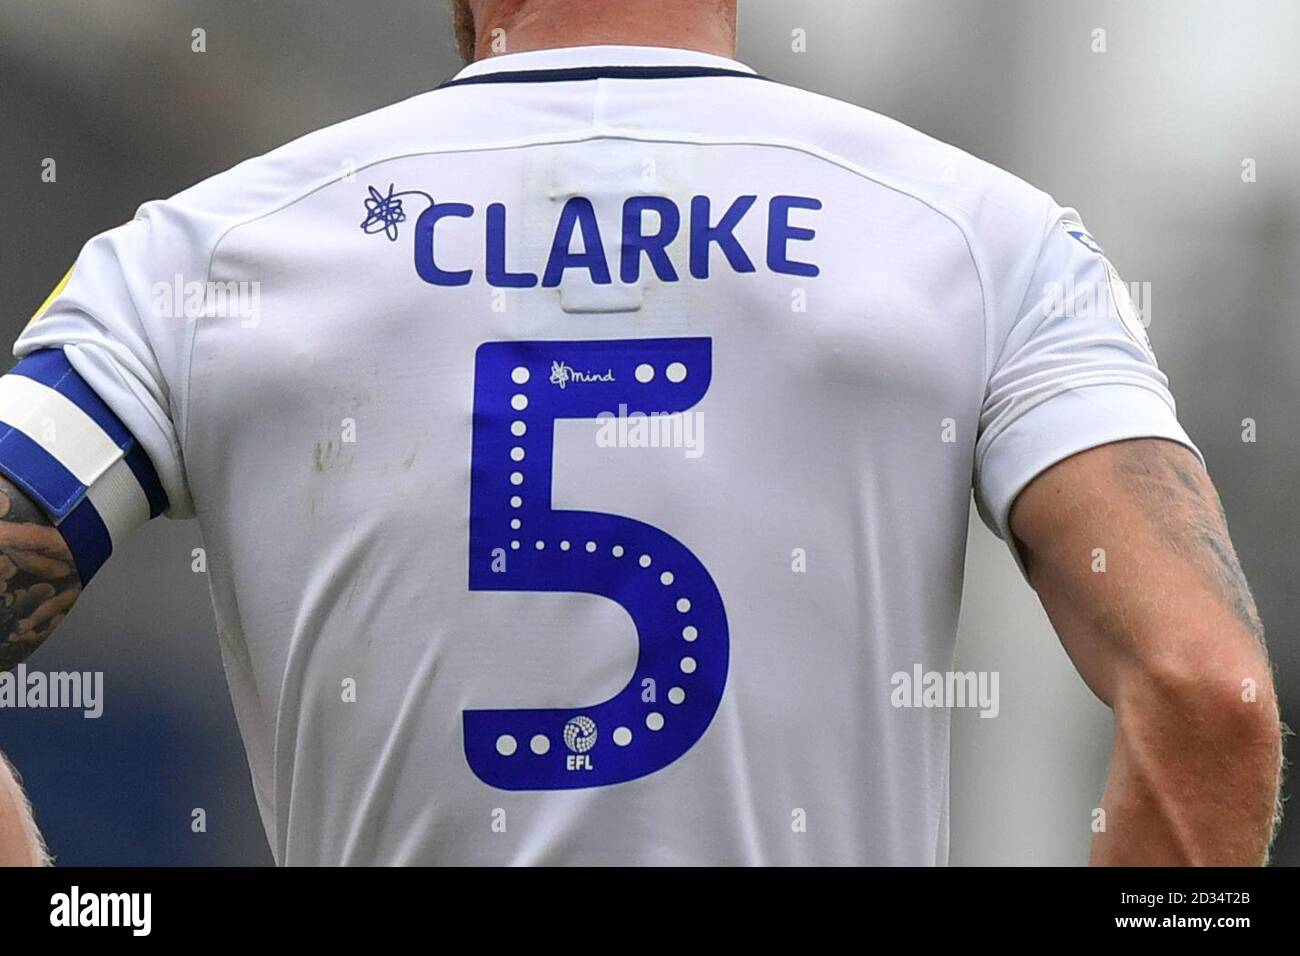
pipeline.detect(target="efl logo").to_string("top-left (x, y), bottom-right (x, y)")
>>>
top-left (563, 715), bottom-right (597, 771)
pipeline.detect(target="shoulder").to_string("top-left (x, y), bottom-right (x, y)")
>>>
top-left (755, 81), bottom-right (1053, 243)
top-left (129, 86), bottom-right (471, 250)
top-left (749, 82), bottom-right (1057, 333)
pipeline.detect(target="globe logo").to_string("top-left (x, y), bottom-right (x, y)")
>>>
top-left (563, 716), bottom-right (598, 754)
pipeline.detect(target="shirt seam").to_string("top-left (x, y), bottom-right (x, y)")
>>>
top-left (179, 127), bottom-right (994, 474)
top-left (988, 195), bottom-right (1059, 382)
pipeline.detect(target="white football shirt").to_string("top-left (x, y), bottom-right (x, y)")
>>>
top-left (7, 45), bottom-right (1199, 864)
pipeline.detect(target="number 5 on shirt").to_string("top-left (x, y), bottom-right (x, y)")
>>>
top-left (465, 338), bottom-right (729, 790)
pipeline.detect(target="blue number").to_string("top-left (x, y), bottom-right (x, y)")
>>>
top-left (465, 338), bottom-right (729, 790)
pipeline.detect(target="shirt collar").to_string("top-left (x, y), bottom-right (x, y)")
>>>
top-left (450, 44), bottom-right (758, 82)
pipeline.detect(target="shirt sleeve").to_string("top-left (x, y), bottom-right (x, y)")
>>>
top-left (13, 205), bottom-right (202, 514)
top-left (973, 204), bottom-right (1203, 552)
top-left (0, 203), bottom-right (205, 583)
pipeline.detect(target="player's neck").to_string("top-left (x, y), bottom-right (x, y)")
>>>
top-left (472, 0), bottom-right (738, 62)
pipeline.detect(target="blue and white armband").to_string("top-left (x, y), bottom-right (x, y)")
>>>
top-left (0, 349), bottom-right (166, 584)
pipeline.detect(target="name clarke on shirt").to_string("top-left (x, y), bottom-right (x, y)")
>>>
top-left (412, 193), bottom-right (823, 288)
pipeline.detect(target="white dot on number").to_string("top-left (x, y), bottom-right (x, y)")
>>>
top-left (668, 687), bottom-right (686, 705)
top-left (496, 735), bottom-right (517, 756)
top-left (612, 545), bottom-right (625, 557)
top-left (682, 626), bottom-right (698, 641)
top-left (635, 363), bottom-right (655, 383)
top-left (646, 712), bottom-right (664, 731)
top-left (586, 541), bottom-right (597, 553)
top-left (613, 727), bottom-right (632, 746)
top-left (666, 362), bottom-right (687, 383)
top-left (511, 367), bottom-right (530, 385)
top-left (510, 472), bottom-right (524, 485)
top-left (510, 496), bottom-right (522, 508)
top-left (510, 519), bottom-right (521, 530)
top-left (560, 540), bottom-right (571, 551)
top-left (510, 540), bottom-right (520, 550)
top-left (680, 657), bottom-right (697, 674)
top-left (535, 540), bottom-right (545, 550)
top-left (530, 734), bottom-right (550, 755)
top-left (510, 447), bottom-right (525, 461)
top-left (511, 394), bottom-right (528, 411)
top-left (639, 554), bottom-right (652, 568)
top-left (511, 421), bottom-right (526, 437)
top-left (676, 598), bottom-right (691, 613)
top-left (660, 571), bottom-right (674, 585)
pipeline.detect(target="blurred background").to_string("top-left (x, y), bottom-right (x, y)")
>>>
top-left (0, 0), bottom-right (1296, 865)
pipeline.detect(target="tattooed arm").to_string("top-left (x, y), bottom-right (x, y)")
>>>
top-left (0, 475), bottom-right (79, 866)
top-left (1011, 438), bottom-right (1281, 866)
top-left (0, 476), bottom-right (81, 669)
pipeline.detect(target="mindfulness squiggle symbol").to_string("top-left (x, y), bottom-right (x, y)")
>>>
top-left (550, 361), bottom-right (573, 389)
top-left (360, 184), bottom-right (433, 241)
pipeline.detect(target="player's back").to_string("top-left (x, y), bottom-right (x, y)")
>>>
top-left (19, 45), bottom-right (1193, 864)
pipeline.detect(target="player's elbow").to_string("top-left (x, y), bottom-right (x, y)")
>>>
top-left (1112, 632), bottom-right (1283, 862)
top-left (1115, 627), bottom-right (1280, 758)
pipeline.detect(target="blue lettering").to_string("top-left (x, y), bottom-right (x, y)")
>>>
top-left (620, 196), bottom-right (681, 284)
top-left (542, 197), bottom-right (612, 287)
top-left (486, 203), bottom-right (539, 288)
top-left (689, 195), bottom-right (757, 279)
top-left (767, 196), bottom-right (821, 277)
top-left (415, 202), bottom-right (475, 286)
top-left (405, 194), bottom-right (820, 289)
top-left (413, 202), bottom-right (475, 286)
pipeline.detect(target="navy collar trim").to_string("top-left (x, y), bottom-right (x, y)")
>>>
top-left (439, 64), bottom-right (770, 89)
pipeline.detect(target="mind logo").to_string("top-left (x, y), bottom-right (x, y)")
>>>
top-left (550, 361), bottom-right (615, 389)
